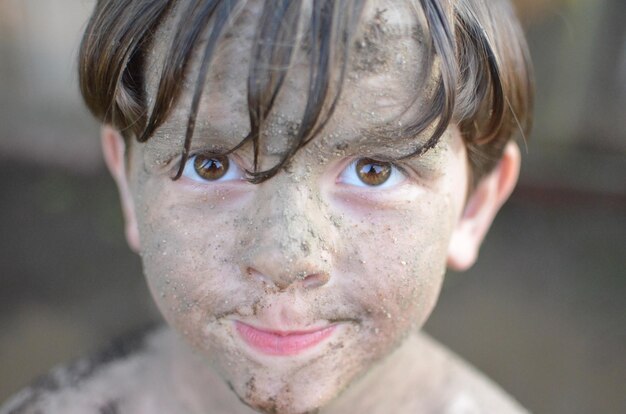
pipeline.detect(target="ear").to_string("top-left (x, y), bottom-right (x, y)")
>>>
top-left (101, 126), bottom-right (141, 253)
top-left (447, 141), bottom-right (520, 271)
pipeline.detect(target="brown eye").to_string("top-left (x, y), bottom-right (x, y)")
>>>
top-left (193, 154), bottom-right (229, 181)
top-left (355, 158), bottom-right (392, 186)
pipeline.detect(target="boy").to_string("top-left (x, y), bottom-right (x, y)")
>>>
top-left (2, 0), bottom-right (533, 413)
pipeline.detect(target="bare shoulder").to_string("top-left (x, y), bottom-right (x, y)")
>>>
top-left (413, 332), bottom-right (529, 414)
top-left (0, 324), bottom-right (172, 414)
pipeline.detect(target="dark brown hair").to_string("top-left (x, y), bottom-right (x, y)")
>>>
top-left (79, 0), bottom-right (533, 184)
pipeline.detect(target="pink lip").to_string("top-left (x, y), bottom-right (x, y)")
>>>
top-left (234, 321), bottom-right (337, 356)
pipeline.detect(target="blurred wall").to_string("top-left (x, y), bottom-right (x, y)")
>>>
top-left (0, 0), bottom-right (100, 171)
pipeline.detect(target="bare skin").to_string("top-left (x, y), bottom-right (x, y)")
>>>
top-left (1, 1), bottom-right (525, 413)
top-left (1, 327), bottom-right (527, 414)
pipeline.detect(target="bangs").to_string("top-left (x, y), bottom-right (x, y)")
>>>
top-left (79, 0), bottom-right (533, 183)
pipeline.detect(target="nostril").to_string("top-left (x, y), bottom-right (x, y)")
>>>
top-left (302, 272), bottom-right (330, 289)
top-left (246, 266), bottom-right (329, 290)
top-left (246, 267), bottom-right (273, 286)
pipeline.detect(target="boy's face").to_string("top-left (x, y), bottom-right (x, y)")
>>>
top-left (109, 2), bottom-right (495, 413)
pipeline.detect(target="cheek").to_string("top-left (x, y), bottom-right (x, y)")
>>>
top-left (335, 195), bottom-right (455, 336)
top-left (134, 182), bottom-right (254, 346)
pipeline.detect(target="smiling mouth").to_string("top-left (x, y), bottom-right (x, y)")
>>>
top-left (234, 321), bottom-right (338, 356)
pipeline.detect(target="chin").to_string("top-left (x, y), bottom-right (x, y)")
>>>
top-left (243, 398), bottom-right (321, 414)
top-left (234, 389), bottom-right (325, 414)
top-left (225, 364), bottom-right (349, 414)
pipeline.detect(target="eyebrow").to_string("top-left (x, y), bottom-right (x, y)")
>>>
top-left (346, 122), bottom-right (434, 160)
top-left (153, 120), bottom-right (250, 149)
top-left (146, 109), bottom-right (438, 171)
top-left (140, 121), bottom-right (249, 172)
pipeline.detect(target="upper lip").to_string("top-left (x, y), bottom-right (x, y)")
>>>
top-left (221, 297), bottom-right (339, 332)
top-left (217, 296), bottom-right (361, 333)
top-left (234, 321), bottom-right (334, 335)
top-left (226, 316), bottom-right (334, 334)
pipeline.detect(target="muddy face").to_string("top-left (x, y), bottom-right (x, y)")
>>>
top-left (125, 1), bottom-right (468, 413)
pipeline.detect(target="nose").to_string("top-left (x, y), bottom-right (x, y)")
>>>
top-left (247, 248), bottom-right (331, 290)
top-left (242, 180), bottom-right (334, 291)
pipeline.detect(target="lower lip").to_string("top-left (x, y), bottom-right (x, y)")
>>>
top-left (234, 322), bottom-right (337, 356)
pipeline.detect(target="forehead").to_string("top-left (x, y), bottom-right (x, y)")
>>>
top-left (144, 0), bottom-right (435, 161)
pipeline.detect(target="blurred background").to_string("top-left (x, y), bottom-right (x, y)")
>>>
top-left (1, 0), bottom-right (624, 412)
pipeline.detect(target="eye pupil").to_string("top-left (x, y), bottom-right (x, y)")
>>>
top-left (193, 154), bottom-right (229, 180)
top-left (355, 158), bottom-right (391, 186)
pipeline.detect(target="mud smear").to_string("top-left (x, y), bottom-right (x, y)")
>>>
top-left (352, 9), bottom-right (393, 73)
top-left (351, 8), bottom-right (426, 75)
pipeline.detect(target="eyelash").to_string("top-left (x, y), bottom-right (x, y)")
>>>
top-left (182, 153), bottom-right (245, 183)
top-left (337, 158), bottom-right (408, 189)
top-left (180, 153), bottom-right (408, 190)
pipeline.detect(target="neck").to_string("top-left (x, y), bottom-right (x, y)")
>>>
top-left (322, 331), bottom-right (440, 414)
top-left (166, 329), bottom-right (440, 414)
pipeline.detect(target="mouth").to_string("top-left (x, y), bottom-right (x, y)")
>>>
top-left (234, 321), bottom-right (338, 356)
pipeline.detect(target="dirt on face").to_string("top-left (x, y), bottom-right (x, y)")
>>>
top-left (121, 1), bottom-right (469, 413)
